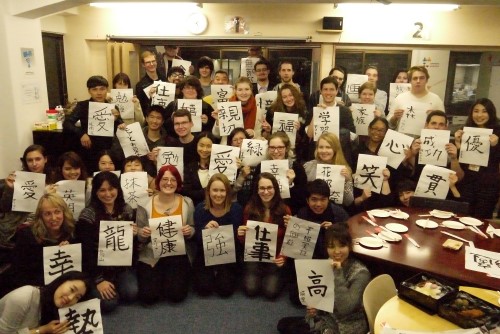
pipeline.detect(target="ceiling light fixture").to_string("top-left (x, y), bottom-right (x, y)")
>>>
top-left (376, 0), bottom-right (392, 5)
top-left (337, 3), bottom-right (459, 11)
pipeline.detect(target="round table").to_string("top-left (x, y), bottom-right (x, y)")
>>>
top-left (374, 287), bottom-right (500, 334)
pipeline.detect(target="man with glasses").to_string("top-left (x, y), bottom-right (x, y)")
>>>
top-left (167, 66), bottom-right (185, 97)
top-left (252, 59), bottom-right (277, 95)
top-left (136, 51), bottom-right (167, 117)
top-left (165, 109), bottom-right (197, 165)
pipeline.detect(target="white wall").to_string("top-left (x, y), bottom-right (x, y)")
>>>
top-left (0, 4), bottom-right (48, 176)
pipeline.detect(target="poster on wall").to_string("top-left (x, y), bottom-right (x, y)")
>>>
top-left (21, 48), bottom-right (35, 75)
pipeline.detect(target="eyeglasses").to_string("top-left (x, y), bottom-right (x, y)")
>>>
top-left (369, 127), bottom-right (387, 134)
top-left (171, 74), bottom-right (185, 79)
top-left (162, 178), bottom-right (177, 184)
top-left (258, 186), bottom-right (274, 193)
top-left (255, 68), bottom-right (268, 73)
top-left (332, 76), bottom-right (344, 82)
top-left (268, 146), bottom-right (286, 151)
top-left (144, 60), bottom-right (157, 65)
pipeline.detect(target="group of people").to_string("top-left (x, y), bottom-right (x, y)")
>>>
top-left (0, 49), bottom-right (499, 334)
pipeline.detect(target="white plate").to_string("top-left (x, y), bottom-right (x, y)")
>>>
top-left (385, 223), bottom-right (409, 233)
top-left (442, 220), bottom-right (466, 230)
top-left (369, 209), bottom-right (390, 218)
top-left (494, 230), bottom-right (500, 237)
top-left (390, 211), bottom-right (409, 220)
top-left (378, 230), bottom-right (402, 242)
top-left (459, 217), bottom-right (483, 227)
top-left (430, 210), bottom-right (454, 219)
top-left (416, 219), bottom-right (439, 229)
top-left (358, 237), bottom-right (384, 249)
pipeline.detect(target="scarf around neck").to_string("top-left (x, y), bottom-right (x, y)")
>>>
top-left (230, 95), bottom-right (257, 130)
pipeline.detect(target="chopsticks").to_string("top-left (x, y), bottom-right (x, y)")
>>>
top-left (404, 233), bottom-right (420, 248)
top-left (440, 231), bottom-right (475, 248)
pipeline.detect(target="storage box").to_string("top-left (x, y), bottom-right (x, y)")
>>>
top-left (398, 273), bottom-right (457, 314)
top-left (438, 291), bottom-right (500, 329)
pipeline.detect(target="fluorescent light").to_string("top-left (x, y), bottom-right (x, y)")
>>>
top-left (90, 2), bottom-right (199, 9)
top-left (337, 3), bottom-right (460, 11)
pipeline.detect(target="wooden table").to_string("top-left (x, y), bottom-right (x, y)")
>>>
top-left (374, 287), bottom-right (500, 334)
top-left (348, 207), bottom-right (499, 290)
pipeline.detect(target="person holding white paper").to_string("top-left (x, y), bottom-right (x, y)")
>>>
top-left (111, 72), bottom-right (144, 125)
top-left (63, 75), bottom-right (123, 174)
top-left (305, 76), bottom-right (356, 163)
top-left (351, 81), bottom-right (384, 118)
top-left (309, 67), bottom-right (352, 109)
top-left (76, 172), bottom-right (138, 312)
top-left (263, 84), bottom-right (308, 161)
top-left (396, 174), bottom-right (462, 207)
top-left (252, 132), bottom-right (308, 215)
top-left (122, 156), bottom-right (156, 196)
top-left (400, 110), bottom-right (463, 183)
top-left (212, 77), bottom-right (261, 142)
top-left (164, 76), bottom-right (215, 137)
top-left (0, 271), bottom-right (90, 334)
top-left (135, 51), bottom-right (167, 116)
top-left (135, 165), bottom-right (195, 304)
top-left (304, 133), bottom-right (354, 207)
top-left (0, 145), bottom-right (49, 249)
top-left (5, 194), bottom-right (76, 294)
top-left (454, 98), bottom-right (500, 218)
top-left (388, 66), bottom-right (445, 131)
top-left (237, 173), bottom-right (291, 299)
top-left (284, 179), bottom-right (350, 306)
top-left (182, 132), bottom-right (217, 206)
top-left (192, 174), bottom-right (242, 297)
top-left (277, 224), bottom-right (370, 334)
top-left (202, 70), bottom-right (232, 109)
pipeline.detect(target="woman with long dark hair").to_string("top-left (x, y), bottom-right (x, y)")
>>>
top-left (182, 131), bottom-right (217, 206)
top-left (76, 171), bottom-right (138, 312)
top-left (454, 98), bottom-right (500, 218)
top-left (0, 145), bottom-right (49, 248)
top-left (237, 173), bottom-right (290, 299)
top-left (0, 271), bottom-right (90, 334)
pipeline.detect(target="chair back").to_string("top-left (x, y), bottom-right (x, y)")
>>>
top-left (409, 196), bottom-right (469, 215)
top-left (363, 274), bottom-right (397, 334)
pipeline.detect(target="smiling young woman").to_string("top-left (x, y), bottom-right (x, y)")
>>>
top-left (135, 165), bottom-right (195, 304)
top-left (192, 173), bottom-right (243, 297)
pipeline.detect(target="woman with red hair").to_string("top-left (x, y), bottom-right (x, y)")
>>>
top-left (135, 165), bottom-right (195, 304)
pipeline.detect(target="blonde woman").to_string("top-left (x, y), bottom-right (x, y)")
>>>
top-left (193, 173), bottom-right (243, 297)
top-left (9, 193), bottom-right (75, 289)
top-left (303, 133), bottom-right (354, 206)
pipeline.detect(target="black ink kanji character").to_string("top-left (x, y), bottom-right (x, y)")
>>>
top-left (48, 249), bottom-right (75, 277)
top-left (424, 173), bottom-right (446, 196)
top-left (359, 164), bottom-right (381, 188)
top-left (104, 225), bottom-right (130, 251)
top-left (465, 135), bottom-right (484, 154)
top-left (307, 270), bottom-right (327, 297)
